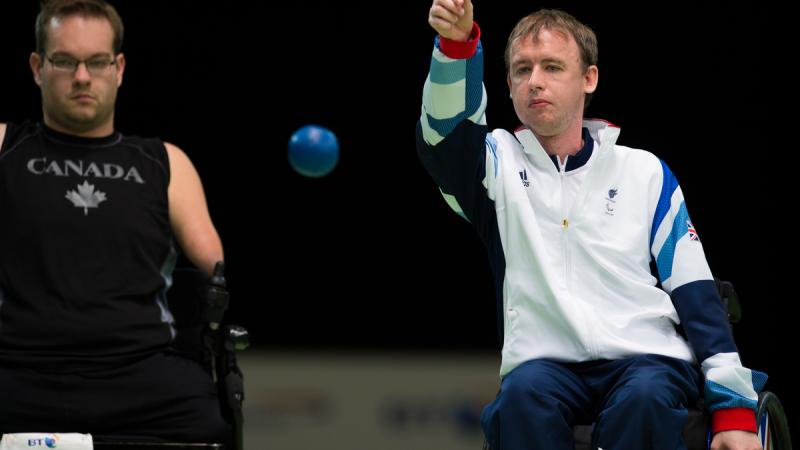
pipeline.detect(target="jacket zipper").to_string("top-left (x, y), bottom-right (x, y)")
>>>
top-left (559, 154), bottom-right (596, 359)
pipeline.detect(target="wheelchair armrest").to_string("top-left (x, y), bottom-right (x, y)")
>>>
top-left (714, 277), bottom-right (742, 324)
top-left (168, 263), bottom-right (229, 330)
top-left (205, 262), bottom-right (229, 330)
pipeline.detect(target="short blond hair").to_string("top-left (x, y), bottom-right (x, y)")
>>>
top-left (505, 9), bottom-right (598, 107)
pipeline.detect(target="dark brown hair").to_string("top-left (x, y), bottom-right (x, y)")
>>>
top-left (35, 0), bottom-right (124, 54)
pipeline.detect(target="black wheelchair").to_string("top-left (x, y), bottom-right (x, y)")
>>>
top-left (0, 262), bottom-right (249, 450)
top-left (484, 279), bottom-right (793, 450)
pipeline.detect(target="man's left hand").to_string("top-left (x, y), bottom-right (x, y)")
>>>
top-left (710, 430), bottom-right (762, 450)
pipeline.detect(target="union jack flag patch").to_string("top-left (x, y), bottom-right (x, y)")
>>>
top-left (687, 220), bottom-right (699, 241)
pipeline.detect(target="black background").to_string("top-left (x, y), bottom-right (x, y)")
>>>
top-left (2, 1), bottom-right (788, 419)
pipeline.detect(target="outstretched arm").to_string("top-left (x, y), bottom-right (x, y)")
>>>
top-left (418, 0), bottom-right (491, 220)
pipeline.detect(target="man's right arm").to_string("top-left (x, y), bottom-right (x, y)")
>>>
top-left (417, 0), bottom-right (494, 224)
top-left (420, 0), bottom-right (481, 148)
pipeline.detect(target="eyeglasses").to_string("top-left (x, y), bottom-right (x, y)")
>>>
top-left (44, 54), bottom-right (117, 76)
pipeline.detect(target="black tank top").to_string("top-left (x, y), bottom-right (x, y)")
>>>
top-left (0, 122), bottom-right (176, 370)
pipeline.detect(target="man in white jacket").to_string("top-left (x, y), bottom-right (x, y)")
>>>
top-left (417, 1), bottom-right (765, 449)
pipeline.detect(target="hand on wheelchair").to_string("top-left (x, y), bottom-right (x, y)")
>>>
top-left (711, 430), bottom-right (762, 450)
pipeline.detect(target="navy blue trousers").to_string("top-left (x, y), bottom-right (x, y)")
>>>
top-left (481, 354), bottom-right (702, 450)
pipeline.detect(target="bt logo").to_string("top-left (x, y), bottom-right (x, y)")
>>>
top-left (26, 436), bottom-right (58, 448)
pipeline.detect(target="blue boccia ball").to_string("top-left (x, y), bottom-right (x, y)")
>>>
top-left (288, 125), bottom-right (339, 178)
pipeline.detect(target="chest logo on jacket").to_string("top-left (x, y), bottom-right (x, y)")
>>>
top-left (519, 169), bottom-right (530, 188)
top-left (605, 186), bottom-right (618, 216)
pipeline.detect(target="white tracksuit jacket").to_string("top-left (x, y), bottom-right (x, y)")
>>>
top-left (415, 28), bottom-right (766, 426)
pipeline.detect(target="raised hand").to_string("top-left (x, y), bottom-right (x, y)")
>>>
top-left (428, 0), bottom-right (473, 42)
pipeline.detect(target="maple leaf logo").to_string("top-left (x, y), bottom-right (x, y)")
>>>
top-left (65, 180), bottom-right (107, 215)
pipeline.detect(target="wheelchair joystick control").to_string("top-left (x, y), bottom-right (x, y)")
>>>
top-left (205, 261), bottom-right (229, 330)
top-left (226, 325), bottom-right (250, 352)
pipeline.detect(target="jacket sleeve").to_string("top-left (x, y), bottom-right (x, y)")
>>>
top-left (650, 159), bottom-right (767, 434)
top-left (416, 23), bottom-right (499, 232)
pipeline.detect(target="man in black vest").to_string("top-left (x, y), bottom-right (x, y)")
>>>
top-left (0, 0), bottom-right (229, 443)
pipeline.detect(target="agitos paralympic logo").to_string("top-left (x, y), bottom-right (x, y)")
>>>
top-left (26, 436), bottom-right (58, 448)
